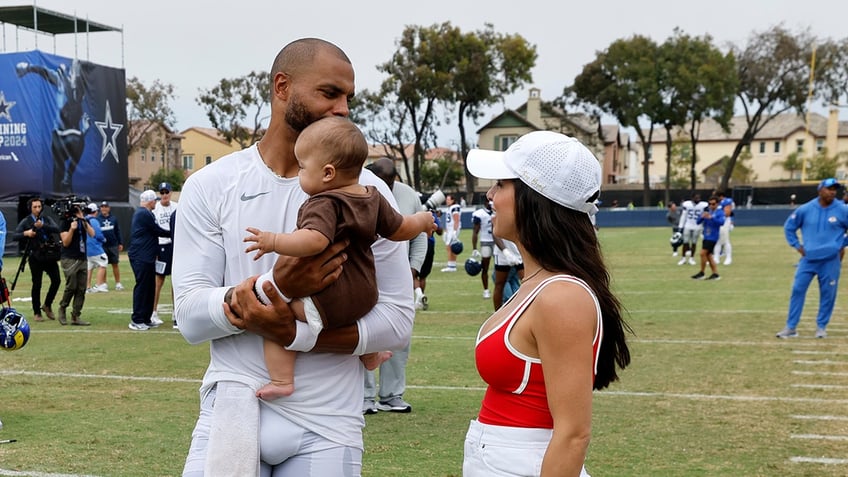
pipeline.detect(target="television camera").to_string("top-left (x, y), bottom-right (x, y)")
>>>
top-left (50, 195), bottom-right (90, 219)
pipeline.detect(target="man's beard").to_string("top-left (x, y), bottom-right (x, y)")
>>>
top-left (285, 93), bottom-right (321, 133)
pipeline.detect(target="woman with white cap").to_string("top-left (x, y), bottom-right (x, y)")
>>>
top-left (463, 131), bottom-right (632, 476)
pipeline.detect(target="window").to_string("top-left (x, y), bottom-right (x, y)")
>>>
top-left (816, 139), bottom-right (824, 152)
top-left (796, 139), bottom-right (804, 153)
top-left (773, 141), bottom-right (781, 154)
top-left (141, 148), bottom-right (146, 162)
top-left (205, 155), bottom-right (212, 165)
top-left (498, 135), bottom-right (518, 151)
top-left (182, 155), bottom-right (194, 170)
top-left (759, 142), bottom-right (765, 154)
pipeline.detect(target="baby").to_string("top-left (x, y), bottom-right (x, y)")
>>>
top-left (245, 116), bottom-right (435, 400)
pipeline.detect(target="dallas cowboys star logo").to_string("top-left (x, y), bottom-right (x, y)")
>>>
top-left (95, 100), bottom-right (124, 163)
top-left (0, 91), bottom-right (16, 122)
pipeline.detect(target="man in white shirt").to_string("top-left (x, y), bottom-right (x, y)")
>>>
top-left (471, 201), bottom-right (495, 298)
top-left (441, 194), bottom-right (462, 271)
top-left (174, 39), bottom-right (413, 476)
top-left (151, 182), bottom-right (177, 326)
top-left (677, 193), bottom-right (707, 265)
top-left (362, 157), bottom-right (426, 414)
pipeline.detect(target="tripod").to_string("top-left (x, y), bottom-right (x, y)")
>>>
top-left (11, 241), bottom-right (31, 291)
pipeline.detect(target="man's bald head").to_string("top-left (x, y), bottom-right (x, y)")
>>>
top-left (270, 38), bottom-right (351, 90)
top-left (367, 157), bottom-right (397, 188)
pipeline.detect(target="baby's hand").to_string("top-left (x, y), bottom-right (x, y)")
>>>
top-left (416, 211), bottom-right (438, 234)
top-left (244, 227), bottom-right (276, 260)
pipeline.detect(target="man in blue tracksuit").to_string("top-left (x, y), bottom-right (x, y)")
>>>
top-left (778, 178), bottom-right (848, 339)
top-left (691, 195), bottom-right (725, 281)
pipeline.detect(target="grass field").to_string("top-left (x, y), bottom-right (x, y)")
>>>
top-left (1, 226), bottom-right (847, 476)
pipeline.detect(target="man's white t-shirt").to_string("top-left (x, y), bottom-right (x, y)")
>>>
top-left (153, 200), bottom-right (177, 245)
top-left (173, 145), bottom-right (414, 451)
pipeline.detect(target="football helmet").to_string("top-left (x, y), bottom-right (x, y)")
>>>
top-left (1, 307), bottom-right (30, 351)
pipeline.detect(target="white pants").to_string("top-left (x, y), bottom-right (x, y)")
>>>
top-left (182, 385), bottom-right (362, 476)
top-left (463, 419), bottom-right (590, 477)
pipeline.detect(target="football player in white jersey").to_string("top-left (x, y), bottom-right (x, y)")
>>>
top-left (471, 201), bottom-right (495, 298)
top-left (441, 194), bottom-right (462, 271)
top-left (677, 193), bottom-right (707, 265)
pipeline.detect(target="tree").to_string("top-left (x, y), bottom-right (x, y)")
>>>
top-left (196, 71), bottom-right (270, 149)
top-left (449, 25), bottom-right (536, 203)
top-left (419, 155), bottom-right (463, 192)
top-left (719, 26), bottom-right (815, 190)
top-left (125, 77), bottom-right (176, 155)
top-left (566, 35), bottom-right (663, 206)
top-left (814, 37), bottom-right (848, 106)
top-left (807, 148), bottom-right (845, 180)
top-left (657, 30), bottom-right (736, 195)
top-left (148, 167), bottom-right (185, 192)
top-left (350, 89), bottom-right (418, 185)
top-left (375, 23), bottom-right (461, 191)
top-left (771, 151), bottom-right (806, 180)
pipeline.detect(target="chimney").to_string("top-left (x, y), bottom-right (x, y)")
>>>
top-left (826, 105), bottom-right (839, 156)
top-left (526, 88), bottom-right (542, 127)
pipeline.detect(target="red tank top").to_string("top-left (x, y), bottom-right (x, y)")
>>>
top-left (475, 275), bottom-right (602, 428)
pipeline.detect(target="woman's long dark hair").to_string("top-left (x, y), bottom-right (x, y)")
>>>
top-left (512, 180), bottom-right (631, 390)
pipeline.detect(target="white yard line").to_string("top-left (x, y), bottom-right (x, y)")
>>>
top-left (791, 434), bottom-right (848, 441)
top-left (789, 457), bottom-right (848, 465)
top-left (0, 470), bottom-right (100, 477)
top-left (791, 415), bottom-right (848, 421)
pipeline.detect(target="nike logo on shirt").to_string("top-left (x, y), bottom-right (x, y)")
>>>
top-left (240, 191), bottom-right (270, 201)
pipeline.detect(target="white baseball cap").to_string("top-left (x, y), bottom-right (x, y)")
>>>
top-left (139, 190), bottom-right (157, 203)
top-left (86, 202), bottom-right (98, 213)
top-left (466, 131), bottom-right (602, 216)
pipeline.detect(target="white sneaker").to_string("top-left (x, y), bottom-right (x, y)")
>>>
top-left (115, 282), bottom-right (124, 291)
top-left (677, 257), bottom-right (687, 266)
top-left (85, 287), bottom-right (101, 294)
top-left (723, 258), bottom-right (732, 265)
top-left (128, 322), bottom-right (150, 331)
top-left (483, 289), bottom-right (491, 299)
top-left (440, 266), bottom-right (457, 272)
top-left (688, 258), bottom-right (696, 265)
top-left (672, 251), bottom-right (678, 257)
top-left (96, 283), bottom-right (109, 292)
top-left (150, 312), bottom-right (164, 326)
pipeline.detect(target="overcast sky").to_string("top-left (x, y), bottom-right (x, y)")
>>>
top-left (3, 0), bottom-right (846, 146)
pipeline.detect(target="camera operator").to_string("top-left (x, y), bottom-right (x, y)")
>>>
top-left (13, 198), bottom-right (62, 322)
top-left (57, 201), bottom-right (95, 326)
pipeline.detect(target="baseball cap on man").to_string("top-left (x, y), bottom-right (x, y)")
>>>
top-left (466, 131), bottom-right (602, 216)
top-left (159, 182), bottom-right (172, 192)
top-left (100, 201), bottom-right (109, 207)
top-left (86, 203), bottom-right (98, 213)
top-left (818, 177), bottom-right (840, 190)
top-left (140, 190), bottom-right (157, 203)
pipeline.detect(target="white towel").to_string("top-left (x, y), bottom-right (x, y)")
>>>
top-left (204, 381), bottom-right (260, 476)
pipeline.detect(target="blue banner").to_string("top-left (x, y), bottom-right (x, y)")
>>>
top-left (0, 50), bottom-right (128, 202)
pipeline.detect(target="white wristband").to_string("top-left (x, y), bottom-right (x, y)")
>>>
top-left (254, 270), bottom-right (292, 304)
top-left (285, 321), bottom-right (319, 352)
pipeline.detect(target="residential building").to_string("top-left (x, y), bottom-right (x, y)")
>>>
top-left (179, 127), bottom-right (243, 178)
top-left (642, 109), bottom-right (848, 185)
top-left (127, 120), bottom-right (183, 189)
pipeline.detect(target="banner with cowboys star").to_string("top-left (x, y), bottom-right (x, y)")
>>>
top-left (0, 50), bottom-right (128, 202)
